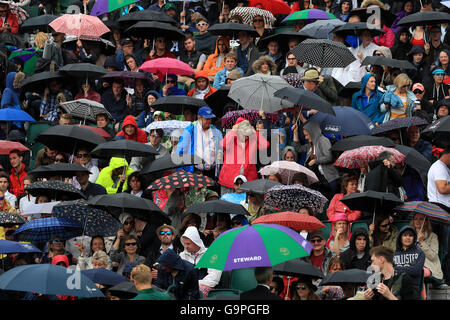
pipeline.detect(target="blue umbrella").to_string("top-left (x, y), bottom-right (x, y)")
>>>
top-left (13, 217), bottom-right (83, 243)
top-left (0, 264), bottom-right (104, 298)
top-left (81, 268), bottom-right (129, 286)
top-left (0, 108), bottom-right (36, 122)
top-left (0, 240), bottom-right (42, 254)
top-left (307, 106), bottom-right (375, 137)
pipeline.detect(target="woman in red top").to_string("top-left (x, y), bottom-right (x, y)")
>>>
top-left (74, 81), bottom-right (101, 103)
top-left (327, 175), bottom-right (362, 222)
top-left (0, 3), bottom-right (19, 35)
top-left (410, 25), bottom-right (426, 47)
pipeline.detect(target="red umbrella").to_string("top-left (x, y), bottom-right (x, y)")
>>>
top-left (249, 0), bottom-right (291, 15)
top-left (252, 211), bottom-right (325, 231)
top-left (139, 58), bottom-right (193, 83)
top-left (49, 14), bottom-right (110, 38)
top-left (75, 125), bottom-right (111, 139)
top-left (0, 141), bottom-right (29, 155)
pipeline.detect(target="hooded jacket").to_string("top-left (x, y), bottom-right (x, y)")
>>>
top-left (203, 36), bottom-right (231, 78)
top-left (281, 146), bottom-right (298, 162)
top-left (380, 86), bottom-right (417, 123)
top-left (116, 115), bottom-right (148, 144)
top-left (213, 65), bottom-right (244, 90)
top-left (179, 226), bottom-right (222, 288)
top-left (156, 248), bottom-right (200, 300)
top-left (390, 28), bottom-right (413, 61)
top-left (159, 74), bottom-right (187, 96)
top-left (339, 228), bottom-right (372, 271)
top-left (351, 73), bottom-right (386, 125)
top-left (335, 0), bottom-right (352, 21)
top-left (187, 71), bottom-right (218, 99)
top-left (393, 226), bottom-right (426, 290)
top-left (251, 55), bottom-right (278, 75)
top-left (95, 157), bottom-right (134, 194)
top-left (405, 45), bottom-right (431, 85)
top-left (137, 90), bottom-right (160, 128)
top-left (1, 72), bottom-right (23, 108)
top-left (292, 121), bottom-right (339, 183)
top-left (9, 162), bottom-right (27, 197)
top-left (327, 192), bottom-right (362, 222)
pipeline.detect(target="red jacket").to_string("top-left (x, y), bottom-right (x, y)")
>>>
top-left (116, 115), bottom-right (148, 144)
top-left (373, 25), bottom-right (395, 48)
top-left (218, 129), bottom-right (269, 189)
top-left (1, 12), bottom-right (19, 34)
top-left (326, 192), bottom-right (362, 222)
top-left (187, 86), bottom-right (217, 99)
top-left (9, 163), bottom-right (27, 197)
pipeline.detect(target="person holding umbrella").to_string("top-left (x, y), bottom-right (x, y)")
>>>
top-left (39, 78), bottom-right (73, 123)
top-left (95, 157), bottom-right (133, 194)
top-left (74, 80), bottom-right (101, 103)
top-left (160, 74), bottom-right (187, 97)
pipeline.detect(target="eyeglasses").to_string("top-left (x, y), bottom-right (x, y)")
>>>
top-left (55, 158), bottom-right (64, 162)
top-left (52, 239), bottom-right (63, 244)
top-left (413, 89), bottom-right (423, 94)
top-left (197, 22), bottom-right (208, 27)
top-left (296, 285), bottom-right (307, 290)
top-left (287, 57), bottom-right (297, 61)
top-left (77, 153), bottom-right (89, 158)
top-left (125, 242), bottom-right (137, 246)
top-left (310, 238), bottom-right (323, 243)
top-left (159, 231), bottom-right (173, 236)
top-left (253, 19), bottom-right (264, 22)
top-left (123, 221), bottom-right (134, 226)
top-left (380, 223), bottom-right (391, 228)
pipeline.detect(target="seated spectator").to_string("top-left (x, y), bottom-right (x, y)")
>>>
top-left (38, 237), bottom-right (73, 265)
top-left (406, 125), bottom-right (432, 162)
top-left (115, 115), bottom-right (148, 144)
top-left (74, 80), bottom-right (101, 103)
top-left (286, 278), bottom-right (321, 300)
top-left (327, 176), bottom-right (362, 222)
top-left (340, 228), bottom-right (371, 271)
top-left (202, 36), bottom-right (230, 82)
top-left (369, 215), bottom-right (399, 253)
top-left (193, 16), bottom-right (217, 56)
top-left (326, 213), bottom-right (351, 257)
top-left (203, 213), bottom-right (231, 247)
top-left (137, 90), bottom-right (160, 129)
top-left (0, 2), bottom-right (18, 34)
top-left (96, 113), bottom-right (115, 139)
top-left (220, 175), bottom-right (247, 204)
top-left (187, 70), bottom-right (217, 99)
top-left (212, 52), bottom-right (243, 89)
top-left (101, 79), bottom-right (129, 123)
top-left (411, 83), bottom-right (434, 123)
top-left (96, 157), bottom-right (133, 194)
top-left (160, 74), bottom-right (187, 97)
top-left (76, 236), bottom-right (112, 270)
top-left (126, 78), bottom-right (148, 118)
top-left (317, 255), bottom-right (346, 300)
top-left (240, 267), bottom-right (283, 300)
top-left (302, 230), bottom-right (336, 276)
top-left (73, 147), bottom-right (100, 185)
top-left (252, 55), bottom-right (277, 75)
top-left (109, 234), bottom-right (146, 275)
top-left (130, 264), bottom-right (173, 300)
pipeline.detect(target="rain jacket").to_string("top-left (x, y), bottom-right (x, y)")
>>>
top-left (373, 25), bottom-right (395, 49)
top-left (326, 192), bottom-right (362, 222)
top-left (179, 226), bottom-right (222, 288)
top-left (393, 226), bottom-right (426, 290)
top-left (156, 248), bottom-right (200, 300)
top-left (380, 88), bottom-right (416, 123)
top-left (339, 228), bottom-right (372, 271)
top-left (0, 10), bottom-right (19, 34)
top-left (95, 157), bottom-right (134, 194)
top-left (9, 162), bottom-right (27, 197)
top-left (351, 73), bottom-right (386, 125)
top-left (115, 115), bottom-right (148, 144)
top-left (213, 66), bottom-right (244, 89)
top-left (137, 90), bottom-right (160, 128)
top-left (414, 228), bottom-right (443, 280)
top-left (1, 72), bottom-right (22, 108)
top-left (202, 36), bottom-right (230, 79)
top-left (187, 72), bottom-right (218, 99)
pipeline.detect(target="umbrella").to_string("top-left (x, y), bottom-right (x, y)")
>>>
top-left (252, 211), bottom-right (325, 231)
top-left (21, 201), bottom-right (61, 217)
top-left (338, 81), bottom-right (361, 97)
top-left (13, 217), bottom-right (83, 242)
top-left (20, 14), bottom-right (58, 32)
top-left (0, 211), bottom-right (27, 227)
top-left (307, 106), bottom-right (374, 137)
top-left (148, 170), bottom-right (215, 190)
top-left (58, 99), bottom-right (112, 124)
top-left (195, 223), bottom-right (313, 271)
top-left (52, 199), bottom-right (122, 237)
top-left (139, 58), bottom-right (193, 83)
top-left (273, 87), bottom-right (335, 116)
top-left (421, 116), bottom-right (450, 148)
top-left (228, 74), bottom-right (294, 113)
top-left (0, 264), bottom-right (104, 298)
top-left (183, 200), bottom-right (250, 217)
top-left (141, 154), bottom-right (204, 175)
top-left (81, 268), bottom-right (128, 286)
top-left (249, 0), bottom-right (291, 15)
top-left (396, 11), bottom-right (450, 27)
top-left (273, 259), bottom-right (324, 278)
top-left (144, 120), bottom-right (191, 136)
top-left (90, 0), bottom-right (139, 16)
top-left (0, 240), bottom-right (41, 254)
top-left (394, 144), bottom-right (430, 174)
top-left (238, 179), bottom-right (282, 195)
top-left (221, 109), bottom-right (279, 129)
top-left (90, 139), bottom-right (159, 159)
top-left (281, 73), bottom-right (303, 88)
top-left (125, 21), bottom-right (186, 40)
top-left (117, 9), bottom-right (177, 28)
top-left (362, 56), bottom-right (416, 70)
top-left (8, 48), bottom-right (37, 75)
top-left (0, 108), bottom-right (35, 122)
top-left (63, 35), bottom-right (116, 56)
top-left (208, 22), bottom-right (260, 38)
top-left (49, 14), bottom-right (110, 38)
top-left (259, 161), bottom-right (319, 185)
top-left (300, 19), bottom-right (346, 39)
top-left (291, 39), bottom-right (356, 68)
top-left (204, 86), bottom-right (237, 116)
top-left (19, 71), bottom-right (65, 94)
top-left (394, 201), bottom-right (450, 225)
top-left (334, 146), bottom-right (405, 169)
top-left (265, 184), bottom-right (328, 214)
top-left (333, 22), bottom-right (385, 38)
top-left (320, 269), bottom-right (370, 285)
top-left (331, 135), bottom-right (395, 152)
top-left (257, 30), bottom-right (311, 50)
top-left (87, 193), bottom-right (170, 224)
top-left (36, 124), bottom-right (106, 154)
top-left (108, 281), bottom-right (138, 299)
top-left (101, 71), bottom-right (154, 88)
top-left (229, 7), bottom-right (276, 26)
top-left (76, 125), bottom-right (111, 139)
top-left (59, 63), bottom-right (108, 80)
top-left (25, 180), bottom-right (86, 201)
top-left (0, 140), bottom-right (29, 155)
top-left (283, 8), bottom-right (337, 24)
top-left (149, 95), bottom-right (206, 115)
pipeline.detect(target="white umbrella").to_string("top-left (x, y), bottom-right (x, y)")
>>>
top-left (259, 161), bottom-right (319, 185)
top-left (21, 201), bottom-right (61, 217)
top-left (144, 120), bottom-right (191, 136)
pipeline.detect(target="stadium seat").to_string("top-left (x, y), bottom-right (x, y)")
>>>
top-left (351, 221), bottom-right (369, 233)
top-left (319, 221), bottom-right (332, 239)
top-left (26, 121), bottom-right (52, 145)
top-left (230, 268), bottom-right (257, 292)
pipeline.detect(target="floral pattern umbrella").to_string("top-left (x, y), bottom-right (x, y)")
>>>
top-left (148, 170), bottom-right (215, 190)
top-left (334, 146), bottom-right (405, 169)
top-left (259, 161), bottom-right (319, 185)
top-left (0, 211), bottom-right (27, 227)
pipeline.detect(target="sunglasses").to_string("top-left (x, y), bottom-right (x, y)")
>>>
top-left (160, 231), bottom-right (173, 236)
top-left (77, 153), bottom-right (89, 158)
top-left (123, 221), bottom-right (134, 226)
top-left (253, 19), bottom-right (264, 22)
top-left (310, 239), bottom-right (323, 243)
top-left (413, 89), bottom-right (423, 94)
top-left (296, 285), bottom-right (307, 290)
top-left (55, 158), bottom-right (65, 162)
top-left (197, 22), bottom-right (208, 27)
top-left (52, 239), bottom-right (64, 244)
top-left (125, 242), bottom-right (137, 246)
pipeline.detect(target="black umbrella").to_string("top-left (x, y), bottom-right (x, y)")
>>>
top-left (87, 193), bottom-right (170, 224)
top-left (183, 200), bottom-right (250, 217)
top-left (20, 14), bottom-right (58, 32)
top-left (238, 179), bottom-right (282, 195)
top-left (331, 135), bottom-right (395, 152)
top-left (28, 163), bottom-right (91, 179)
top-left (291, 39), bottom-right (356, 68)
top-left (149, 95), bottom-right (207, 115)
top-left (333, 22), bottom-right (385, 37)
top-left (124, 21), bottom-right (185, 40)
top-left (397, 11), bottom-right (450, 27)
top-left (273, 87), bottom-right (336, 116)
top-left (25, 180), bottom-right (86, 201)
top-left (421, 115), bottom-right (450, 148)
top-left (204, 86), bottom-right (237, 117)
top-left (257, 30), bottom-right (311, 50)
top-left (394, 144), bottom-right (430, 174)
top-left (273, 259), bottom-right (324, 279)
top-left (108, 281), bottom-right (138, 299)
top-left (58, 99), bottom-right (113, 124)
top-left (36, 125), bottom-right (106, 154)
top-left (101, 71), bottom-right (155, 88)
top-left (338, 81), bottom-right (361, 97)
top-left (0, 212), bottom-right (27, 227)
top-left (208, 22), bottom-right (259, 38)
top-left (118, 10), bottom-right (178, 28)
top-left (59, 63), bottom-right (108, 80)
top-left (141, 154), bottom-right (204, 175)
top-left (319, 269), bottom-right (370, 285)
top-left (361, 56), bottom-right (416, 70)
top-left (90, 140), bottom-right (159, 159)
top-left (20, 71), bottom-right (65, 94)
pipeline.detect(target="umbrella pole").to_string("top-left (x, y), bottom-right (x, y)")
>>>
top-left (286, 276), bottom-right (291, 298)
top-left (399, 129), bottom-right (403, 145)
top-left (372, 201), bottom-right (376, 226)
top-left (183, 1), bottom-right (186, 25)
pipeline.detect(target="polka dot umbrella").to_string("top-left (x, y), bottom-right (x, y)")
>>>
top-left (147, 170), bottom-right (215, 190)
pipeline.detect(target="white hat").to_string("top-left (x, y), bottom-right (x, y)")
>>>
top-left (234, 175), bottom-right (247, 184)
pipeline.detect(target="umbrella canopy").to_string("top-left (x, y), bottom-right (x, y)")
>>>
top-left (149, 95), bottom-right (206, 115)
top-left (259, 161), bottom-right (319, 185)
top-left (257, 30), bottom-right (311, 50)
top-left (90, 0), bottom-right (139, 16)
top-left (421, 115), bottom-right (450, 148)
top-left (394, 144), bottom-right (430, 174)
top-left (282, 8), bottom-right (336, 23)
top-left (320, 269), bottom-right (370, 285)
top-left (252, 211), bottom-right (325, 231)
top-left (333, 22), bottom-right (385, 37)
top-left (125, 21), bottom-right (186, 40)
top-left (265, 184), bottom-right (328, 214)
top-left (204, 85), bottom-right (236, 117)
top-left (249, 0), bottom-right (291, 15)
top-left (13, 217), bottom-right (83, 242)
top-left (36, 124), bottom-right (106, 154)
top-left (0, 240), bottom-right (41, 254)
top-left (21, 201), bottom-right (61, 217)
top-left (184, 200), bottom-right (250, 217)
top-left (396, 11), bottom-right (450, 27)
top-left (0, 108), bottom-right (35, 122)
top-left (372, 117), bottom-right (429, 136)
top-left (229, 7), bottom-right (276, 26)
top-left (0, 264), bottom-right (104, 298)
top-left (76, 125), bottom-right (111, 139)
top-left (273, 87), bottom-right (335, 115)
top-left (52, 199), bottom-right (122, 237)
top-left (208, 22), bottom-right (259, 38)
top-left (117, 9), bottom-right (177, 28)
top-left (25, 180), bottom-right (86, 201)
top-left (144, 120), bottom-right (191, 136)
top-left (20, 14), bottom-right (58, 32)
top-left (81, 268), bottom-right (128, 286)
top-left (9, 48), bottom-right (37, 75)
top-left (101, 71), bottom-right (154, 88)
top-left (0, 140), bottom-right (29, 155)
top-left (141, 154), bottom-right (204, 175)
top-left (340, 190), bottom-right (404, 217)
top-left (0, 211), bottom-right (27, 227)
top-left (362, 56), bottom-right (415, 70)
top-left (90, 139), bottom-right (159, 159)
top-left (139, 58), bottom-right (193, 80)
top-left (195, 224), bottom-right (313, 271)
top-left (19, 71), bottom-right (65, 94)
top-left (148, 170), bottom-right (215, 190)
top-left (291, 39), bottom-right (356, 68)
top-left (108, 281), bottom-right (139, 299)
top-left (338, 81), bottom-right (361, 97)
top-left (281, 73), bottom-right (303, 88)
top-left (49, 14), bottom-right (110, 38)
top-left (307, 106), bottom-right (374, 137)
top-left (273, 259), bottom-right (324, 278)
top-left (221, 109), bottom-right (279, 129)
top-left (300, 19), bottom-right (345, 39)
top-left (59, 63), bottom-right (108, 79)
top-left (228, 74), bottom-right (294, 112)
top-left (334, 146), bottom-right (405, 169)
top-left (238, 179), bottom-right (282, 195)
top-left (59, 99), bottom-right (112, 124)
top-left (394, 201), bottom-right (450, 225)
top-left (331, 135), bottom-right (395, 152)
top-left (28, 163), bottom-right (91, 179)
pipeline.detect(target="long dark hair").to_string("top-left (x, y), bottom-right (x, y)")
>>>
top-left (373, 215), bottom-right (391, 247)
top-left (126, 171), bottom-right (147, 193)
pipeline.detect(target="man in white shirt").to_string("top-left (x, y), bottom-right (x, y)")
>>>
top-left (0, 173), bottom-right (17, 208)
top-left (427, 147), bottom-right (450, 210)
top-left (350, 29), bottom-right (380, 80)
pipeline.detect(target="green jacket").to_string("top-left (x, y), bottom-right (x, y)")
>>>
top-left (95, 157), bottom-right (133, 194)
top-left (131, 288), bottom-right (173, 300)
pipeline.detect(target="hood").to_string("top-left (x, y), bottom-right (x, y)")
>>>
top-left (360, 73), bottom-right (375, 93)
top-left (407, 45), bottom-right (425, 60)
top-left (252, 55), bottom-right (277, 75)
top-left (349, 228), bottom-right (370, 252)
top-left (281, 146), bottom-right (298, 162)
top-left (303, 121), bottom-right (323, 144)
top-left (393, 27), bottom-right (412, 47)
top-left (122, 115), bottom-right (138, 131)
top-left (5, 72), bottom-right (16, 90)
top-left (181, 226), bottom-right (206, 251)
top-left (339, 0), bottom-right (353, 11)
top-left (396, 225), bottom-right (418, 251)
top-left (156, 248), bottom-right (185, 270)
top-left (144, 90), bottom-right (160, 106)
top-left (377, 46), bottom-right (392, 59)
top-left (51, 255), bottom-right (69, 267)
top-left (119, 213), bottom-right (133, 225)
top-left (108, 157), bottom-right (130, 170)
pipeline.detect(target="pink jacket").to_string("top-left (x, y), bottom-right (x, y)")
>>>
top-left (326, 193), bottom-right (362, 222)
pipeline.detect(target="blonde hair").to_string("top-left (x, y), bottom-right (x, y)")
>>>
top-left (394, 73), bottom-right (412, 90)
top-left (131, 264), bottom-right (152, 284)
top-left (92, 250), bottom-right (108, 265)
top-left (410, 213), bottom-right (433, 236)
top-left (34, 32), bottom-right (50, 49)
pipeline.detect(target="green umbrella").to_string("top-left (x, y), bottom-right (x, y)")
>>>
top-left (8, 49), bottom-right (37, 75)
top-left (282, 9), bottom-right (336, 24)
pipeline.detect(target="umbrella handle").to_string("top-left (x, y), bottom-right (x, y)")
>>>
top-left (286, 276), bottom-right (291, 298)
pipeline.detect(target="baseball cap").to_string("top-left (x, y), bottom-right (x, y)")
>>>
top-left (198, 106), bottom-right (216, 119)
top-left (121, 38), bottom-right (133, 46)
top-left (307, 230), bottom-right (325, 241)
top-left (412, 83), bottom-right (424, 92)
top-left (164, 3), bottom-right (176, 11)
top-left (234, 175), bottom-right (247, 184)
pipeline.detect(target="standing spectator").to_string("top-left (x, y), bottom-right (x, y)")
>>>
top-left (8, 150), bottom-right (27, 198)
top-left (130, 264), bottom-right (173, 300)
top-left (380, 73), bottom-right (415, 122)
top-left (351, 73), bottom-right (386, 124)
top-left (340, 228), bottom-right (372, 271)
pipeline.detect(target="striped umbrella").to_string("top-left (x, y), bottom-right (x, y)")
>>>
top-left (394, 201), bottom-right (450, 224)
top-left (371, 116), bottom-right (429, 136)
top-left (334, 146), bottom-right (405, 169)
top-left (49, 14), bottom-right (110, 38)
top-left (229, 7), bottom-right (276, 26)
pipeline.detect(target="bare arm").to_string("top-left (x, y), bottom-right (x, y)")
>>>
top-left (436, 180), bottom-right (450, 194)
